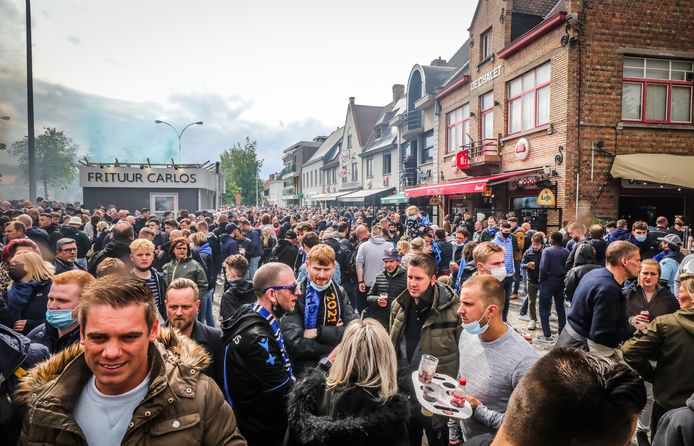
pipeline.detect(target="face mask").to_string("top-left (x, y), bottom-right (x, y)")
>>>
top-left (461, 307), bottom-right (491, 335)
top-left (309, 279), bottom-right (332, 292)
top-left (408, 215), bottom-right (417, 221)
top-left (271, 298), bottom-right (287, 319)
top-left (46, 309), bottom-right (77, 329)
top-left (634, 234), bottom-right (647, 243)
top-left (8, 265), bottom-right (27, 282)
top-left (491, 267), bottom-right (507, 282)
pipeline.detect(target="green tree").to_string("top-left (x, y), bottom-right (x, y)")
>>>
top-left (219, 137), bottom-right (263, 205)
top-left (11, 127), bottom-right (79, 198)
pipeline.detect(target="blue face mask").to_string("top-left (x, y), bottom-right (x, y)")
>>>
top-left (309, 279), bottom-right (332, 292)
top-left (46, 309), bottom-right (77, 329)
top-left (634, 234), bottom-right (647, 242)
top-left (461, 307), bottom-right (491, 335)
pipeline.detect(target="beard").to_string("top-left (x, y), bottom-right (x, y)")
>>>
top-left (169, 317), bottom-right (194, 332)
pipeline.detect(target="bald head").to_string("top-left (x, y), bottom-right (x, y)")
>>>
top-left (356, 225), bottom-right (369, 240)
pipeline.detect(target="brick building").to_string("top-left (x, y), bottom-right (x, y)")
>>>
top-left (403, 0), bottom-right (694, 231)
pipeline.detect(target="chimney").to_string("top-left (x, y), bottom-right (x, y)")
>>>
top-left (430, 56), bottom-right (447, 67)
top-left (349, 96), bottom-right (355, 105)
top-left (392, 84), bottom-right (405, 102)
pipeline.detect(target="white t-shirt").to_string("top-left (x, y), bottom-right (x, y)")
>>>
top-left (74, 372), bottom-right (151, 446)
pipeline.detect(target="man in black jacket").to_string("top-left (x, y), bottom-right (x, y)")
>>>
top-left (220, 255), bottom-right (256, 321)
top-left (60, 216), bottom-right (91, 269)
top-left (281, 244), bottom-right (358, 377)
top-left (222, 262), bottom-right (300, 446)
top-left (365, 248), bottom-right (407, 330)
top-left (163, 278), bottom-right (225, 389)
top-left (53, 238), bottom-right (86, 275)
top-left (88, 221), bottom-right (133, 275)
top-left (272, 229), bottom-right (300, 269)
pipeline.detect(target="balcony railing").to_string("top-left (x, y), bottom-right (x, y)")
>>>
top-left (456, 139), bottom-right (501, 176)
top-left (401, 110), bottom-right (423, 139)
top-left (400, 167), bottom-right (434, 188)
top-left (282, 186), bottom-right (296, 195)
top-left (281, 164), bottom-right (297, 176)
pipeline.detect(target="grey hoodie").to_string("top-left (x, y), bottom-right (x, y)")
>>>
top-left (652, 392), bottom-right (694, 446)
top-left (355, 237), bottom-right (391, 287)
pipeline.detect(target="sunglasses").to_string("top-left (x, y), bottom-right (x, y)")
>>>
top-left (261, 283), bottom-right (299, 294)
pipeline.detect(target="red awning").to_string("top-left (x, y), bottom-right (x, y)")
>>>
top-left (403, 168), bottom-right (543, 198)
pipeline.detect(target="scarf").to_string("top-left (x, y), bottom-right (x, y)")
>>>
top-left (253, 302), bottom-right (294, 380)
top-left (455, 257), bottom-right (467, 294)
top-left (304, 281), bottom-right (341, 329)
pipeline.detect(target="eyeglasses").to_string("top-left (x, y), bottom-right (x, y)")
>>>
top-left (60, 248), bottom-right (78, 252)
top-left (261, 283), bottom-right (299, 294)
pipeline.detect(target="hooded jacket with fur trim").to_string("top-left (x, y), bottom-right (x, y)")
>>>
top-left (15, 327), bottom-right (246, 446)
top-left (285, 368), bottom-right (409, 446)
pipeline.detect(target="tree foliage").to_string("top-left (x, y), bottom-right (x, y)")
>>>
top-left (219, 137), bottom-right (263, 205)
top-left (10, 127), bottom-right (79, 198)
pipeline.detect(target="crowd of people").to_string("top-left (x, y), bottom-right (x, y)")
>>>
top-left (0, 196), bottom-right (693, 446)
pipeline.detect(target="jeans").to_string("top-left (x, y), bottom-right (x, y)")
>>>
top-left (521, 265), bottom-right (528, 291)
top-left (539, 280), bottom-right (566, 337)
top-left (527, 282), bottom-right (539, 322)
top-left (501, 276), bottom-right (513, 322)
top-left (513, 260), bottom-right (521, 293)
top-left (247, 256), bottom-right (261, 280)
top-left (198, 288), bottom-right (216, 327)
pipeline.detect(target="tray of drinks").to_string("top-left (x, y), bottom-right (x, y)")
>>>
top-left (411, 371), bottom-right (473, 419)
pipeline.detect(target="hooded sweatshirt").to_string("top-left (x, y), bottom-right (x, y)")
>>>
top-left (492, 232), bottom-right (514, 276)
top-left (651, 392), bottom-right (694, 446)
top-left (220, 279), bottom-right (256, 321)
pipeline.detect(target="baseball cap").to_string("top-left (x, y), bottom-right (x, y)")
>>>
top-left (658, 233), bottom-right (682, 245)
top-left (68, 216), bottom-right (82, 226)
top-left (285, 229), bottom-right (298, 240)
top-left (383, 248), bottom-right (402, 261)
top-left (225, 222), bottom-right (239, 234)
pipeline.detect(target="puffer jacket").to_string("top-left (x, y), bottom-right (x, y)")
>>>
top-left (621, 307), bottom-right (694, 410)
top-left (15, 327), bottom-right (246, 446)
top-left (285, 368), bottom-right (409, 446)
top-left (5, 279), bottom-right (52, 335)
top-left (564, 243), bottom-right (601, 302)
top-left (365, 266), bottom-right (407, 330)
top-left (163, 256), bottom-right (208, 299)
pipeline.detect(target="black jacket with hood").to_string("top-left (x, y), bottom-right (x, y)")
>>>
top-left (220, 279), bottom-right (256, 321)
top-left (564, 243), bottom-right (602, 302)
top-left (285, 368), bottom-right (409, 446)
top-left (221, 304), bottom-right (292, 446)
top-left (272, 239), bottom-right (299, 269)
top-left (88, 237), bottom-right (131, 275)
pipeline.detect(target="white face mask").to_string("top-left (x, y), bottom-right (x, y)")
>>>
top-left (491, 266), bottom-right (507, 282)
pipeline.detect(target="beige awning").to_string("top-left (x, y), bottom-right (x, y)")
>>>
top-left (610, 154), bottom-right (694, 189)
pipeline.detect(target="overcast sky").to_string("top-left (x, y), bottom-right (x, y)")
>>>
top-left (0, 0), bottom-right (474, 183)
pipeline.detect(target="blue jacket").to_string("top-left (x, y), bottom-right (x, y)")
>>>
top-left (220, 233), bottom-right (239, 259)
top-left (567, 268), bottom-right (633, 348)
top-left (492, 232), bottom-right (514, 275)
top-left (539, 245), bottom-right (570, 282)
top-left (605, 228), bottom-right (630, 244)
top-left (245, 229), bottom-right (264, 258)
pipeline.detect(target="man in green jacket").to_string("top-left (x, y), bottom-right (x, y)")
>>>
top-left (390, 254), bottom-right (461, 446)
top-left (16, 275), bottom-right (246, 446)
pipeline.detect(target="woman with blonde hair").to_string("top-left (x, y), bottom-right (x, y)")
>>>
top-left (286, 318), bottom-right (409, 445)
top-left (401, 237), bottom-right (425, 268)
top-left (4, 251), bottom-right (54, 334)
top-left (260, 225), bottom-right (277, 265)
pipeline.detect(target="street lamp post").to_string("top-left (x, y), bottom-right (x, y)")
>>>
top-left (25, 0), bottom-right (36, 202)
top-left (154, 120), bottom-right (203, 163)
top-left (256, 159), bottom-right (264, 208)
